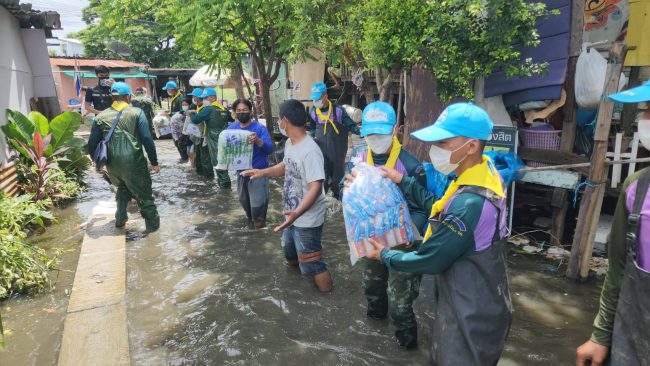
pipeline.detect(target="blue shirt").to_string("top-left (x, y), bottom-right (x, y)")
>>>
top-left (227, 120), bottom-right (274, 170)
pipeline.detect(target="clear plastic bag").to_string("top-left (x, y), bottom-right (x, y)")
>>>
top-left (216, 130), bottom-right (253, 171)
top-left (575, 45), bottom-right (607, 110)
top-left (342, 163), bottom-right (416, 265)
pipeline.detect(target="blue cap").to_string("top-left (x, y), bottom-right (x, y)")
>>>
top-left (200, 88), bottom-right (217, 98)
top-left (189, 88), bottom-right (204, 97)
top-left (360, 101), bottom-right (396, 137)
top-left (162, 81), bottom-right (178, 90)
top-left (310, 82), bottom-right (327, 101)
top-left (609, 80), bottom-right (650, 103)
top-left (411, 103), bottom-right (493, 142)
top-left (110, 82), bottom-right (132, 96)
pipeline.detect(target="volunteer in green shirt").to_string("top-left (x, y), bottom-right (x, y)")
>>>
top-left (363, 103), bottom-right (512, 365)
top-left (576, 80), bottom-right (650, 366)
top-left (189, 87), bottom-right (233, 188)
top-left (163, 80), bottom-right (189, 162)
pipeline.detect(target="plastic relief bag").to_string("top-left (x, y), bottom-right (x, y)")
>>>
top-left (152, 113), bottom-right (170, 138)
top-left (575, 45), bottom-right (608, 110)
top-left (216, 130), bottom-right (254, 171)
top-left (342, 163), bottom-right (416, 265)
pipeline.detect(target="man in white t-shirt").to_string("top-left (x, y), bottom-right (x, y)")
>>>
top-left (242, 100), bottom-right (332, 292)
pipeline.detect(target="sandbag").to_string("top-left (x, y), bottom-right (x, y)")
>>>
top-left (342, 163), bottom-right (416, 265)
top-left (575, 45), bottom-right (607, 110)
top-left (215, 129), bottom-right (253, 171)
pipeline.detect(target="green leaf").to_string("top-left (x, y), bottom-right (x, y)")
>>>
top-left (29, 112), bottom-right (49, 136)
top-left (49, 112), bottom-right (81, 150)
top-left (6, 109), bottom-right (34, 139)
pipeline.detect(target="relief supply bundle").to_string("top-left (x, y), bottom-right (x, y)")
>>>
top-left (216, 130), bottom-right (254, 171)
top-left (342, 163), bottom-right (416, 265)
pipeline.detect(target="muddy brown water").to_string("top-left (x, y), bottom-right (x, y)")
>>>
top-left (1, 140), bottom-right (603, 365)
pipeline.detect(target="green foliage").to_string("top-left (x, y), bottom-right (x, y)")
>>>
top-left (419, 0), bottom-right (552, 100)
top-left (1, 110), bottom-right (90, 180)
top-left (16, 133), bottom-right (70, 202)
top-left (73, 0), bottom-right (201, 68)
top-left (0, 193), bottom-right (60, 300)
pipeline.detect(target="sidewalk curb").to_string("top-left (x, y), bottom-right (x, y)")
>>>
top-left (58, 203), bottom-right (130, 366)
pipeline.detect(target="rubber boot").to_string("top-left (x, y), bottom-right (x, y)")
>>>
top-left (145, 216), bottom-right (160, 232)
top-left (395, 327), bottom-right (418, 350)
top-left (313, 270), bottom-right (333, 293)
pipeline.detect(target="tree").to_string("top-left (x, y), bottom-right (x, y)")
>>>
top-left (164, 0), bottom-right (320, 134)
top-left (420, 0), bottom-right (551, 100)
top-left (298, 0), bottom-right (550, 102)
top-left (72, 0), bottom-right (201, 68)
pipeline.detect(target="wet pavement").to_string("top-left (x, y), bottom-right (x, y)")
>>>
top-left (1, 140), bottom-right (604, 365)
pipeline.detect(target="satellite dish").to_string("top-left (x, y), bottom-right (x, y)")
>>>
top-left (105, 40), bottom-right (133, 57)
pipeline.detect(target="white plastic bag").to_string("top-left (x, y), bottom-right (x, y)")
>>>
top-left (152, 113), bottom-right (171, 138)
top-left (575, 45), bottom-right (608, 110)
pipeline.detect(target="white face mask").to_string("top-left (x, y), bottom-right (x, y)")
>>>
top-left (279, 118), bottom-right (288, 136)
top-left (313, 100), bottom-right (324, 109)
top-left (429, 140), bottom-right (472, 176)
top-left (365, 134), bottom-right (393, 154)
top-left (202, 99), bottom-right (211, 106)
top-left (182, 105), bottom-right (189, 112)
top-left (639, 119), bottom-right (650, 150)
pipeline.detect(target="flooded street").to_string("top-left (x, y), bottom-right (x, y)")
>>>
top-left (1, 140), bottom-right (603, 365)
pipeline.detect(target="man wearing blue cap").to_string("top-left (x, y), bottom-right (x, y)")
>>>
top-left (131, 86), bottom-right (155, 133)
top-left (362, 103), bottom-right (512, 364)
top-left (308, 81), bottom-right (361, 199)
top-left (576, 80), bottom-right (650, 366)
top-left (163, 80), bottom-right (190, 161)
top-left (88, 82), bottom-right (160, 232)
top-left (189, 87), bottom-right (234, 187)
top-left (341, 101), bottom-right (427, 349)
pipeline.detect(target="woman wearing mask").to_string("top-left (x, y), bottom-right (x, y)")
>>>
top-left (180, 97), bottom-right (195, 167)
top-left (227, 99), bottom-right (275, 229)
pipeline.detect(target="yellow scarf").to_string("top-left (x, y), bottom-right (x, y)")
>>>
top-left (211, 100), bottom-right (226, 111)
top-left (315, 100), bottom-right (339, 135)
top-left (170, 91), bottom-right (181, 108)
top-left (197, 104), bottom-right (205, 112)
top-left (367, 136), bottom-right (401, 169)
top-left (112, 101), bottom-right (128, 112)
top-left (423, 156), bottom-right (505, 241)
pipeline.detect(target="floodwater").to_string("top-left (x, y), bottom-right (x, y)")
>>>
top-left (0, 166), bottom-right (112, 365)
top-left (1, 140), bottom-right (604, 365)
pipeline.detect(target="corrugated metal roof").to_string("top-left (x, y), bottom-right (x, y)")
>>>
top-left (49, 57), bottom-right (145, 68)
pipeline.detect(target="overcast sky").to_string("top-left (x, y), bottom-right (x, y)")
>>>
top-left (29, 0), bottom-right (89, 39)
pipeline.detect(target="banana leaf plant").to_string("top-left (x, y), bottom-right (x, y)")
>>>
top-left (1, 110), bottom-right (89, 178)
top-left (16, 133), bottom-right (69, 202)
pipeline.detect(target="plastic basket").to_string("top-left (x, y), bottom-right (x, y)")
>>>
top-left (519, 129), bottom-right (561, 167)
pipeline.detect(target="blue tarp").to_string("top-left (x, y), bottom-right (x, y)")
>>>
top-left (484, 0), bottom-right (571, 106)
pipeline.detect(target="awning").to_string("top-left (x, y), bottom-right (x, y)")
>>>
top-left (63, 71), bottom-right (157, 79)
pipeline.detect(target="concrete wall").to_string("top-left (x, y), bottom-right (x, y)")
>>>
top-left (0, 6), bottom-right (35, 165)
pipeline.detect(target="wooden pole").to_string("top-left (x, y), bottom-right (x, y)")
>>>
top-left (552, 0), bottom-right (584, 246)
top-left (567, 43), bottom-right (627, 280)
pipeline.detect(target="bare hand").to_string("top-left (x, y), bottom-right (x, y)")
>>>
top-left (343, 171), bottom-right (357, 189)
top-left (576, 340), bottom-right (609, 366)
top-left (365, 237), bottom-right (385, 261)
top-left (379, 166), bottom-right (404, 184)
top-left (151, 165), bottom-right (161, 174)
top-left (241, 169), bottom-right (264, 179)
top-left (274, 210), bottom-right (298, 232)
top-left (107, 78), bottom-right (115, 87)
top-left (248, 132), bottom-right (261, 145)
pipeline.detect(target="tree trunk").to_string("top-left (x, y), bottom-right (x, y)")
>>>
top-left (232, 69), bottom-right (245, 100)
top-left (260, 77), bottom-right (274, 136)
